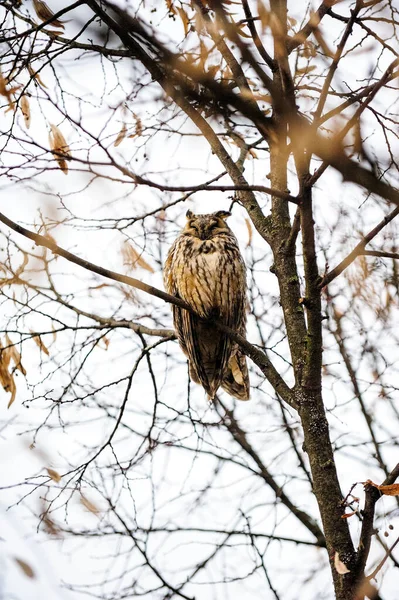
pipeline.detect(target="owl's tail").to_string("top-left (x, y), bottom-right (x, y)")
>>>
top-left (221, 350), bottom-right (250, 401)
top-left (186, 318), bottom-right (250, 401)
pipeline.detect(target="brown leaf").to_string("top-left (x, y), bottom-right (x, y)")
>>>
top-left (0, 355), bottom-right (13, 384)
top-left (5, 334), bottom-right (26, 375)
top-left (6, 377), bottom-right (17, 409)
top-left (0, 335), bottom-right (25, 407)
top-left (49, 123), bottom-right (71, 174)
top-left (301, 41), bottom-right (317, 59)
top-left (245, 218), bottom-right (252, 247)
top-left (165, 0), bottom-right (177, 15)
top-left (20, 96), bottom-right (31, 129)
top-left (32, 0), bottom-right (65, 29)
top-left (49, 123), bottom-right (70, 155)
top-left (46, 468), bottom-right (61, 482)
top-left (341, 510), bottom-right (357, 519)
top-left (0, 343), bottom-right (11, 374)
top-left (177, 7), bottom-right (190, 36)
top-left (334, 551), bottom-right (350, 574)
top-left (127, 113), bottom-right (143, 139)
top-left (80, 495), bottom-right (100, 514)
top-left (27, 65), bottom-right (48, 89)
top-left (31, 332), bottom-right (50, 356)
top-left (122, 241), bottom-right (154, 273)
top-left (114, 122), bottom-right (127, 147)
top-left (13, 557), bottom-right (35, 579)
top-left (134, 113), bottom-right (143, 137)
top-left (43, 514), bottom-right (60, 536)
top-left (376, 484), bottom-right (399, 496)
top-left (0, 70), bottom-right (21, 109)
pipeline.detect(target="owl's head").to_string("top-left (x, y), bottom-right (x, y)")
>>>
top-left (183, 210), bottom-right (232, 240)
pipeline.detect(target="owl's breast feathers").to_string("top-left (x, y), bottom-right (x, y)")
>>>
top-left (165, 234), bottom-right (245, 323)
top-left (164, 229), bottom-right (249, 401)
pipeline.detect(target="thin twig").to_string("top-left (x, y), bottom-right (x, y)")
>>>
top-left (320, 206), bottom-right (399, 287)
top-left (0, 211), bottom-right (295, 407)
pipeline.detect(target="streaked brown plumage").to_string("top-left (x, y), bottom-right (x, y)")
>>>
top-left (164, 210), bottom-right (250, 401)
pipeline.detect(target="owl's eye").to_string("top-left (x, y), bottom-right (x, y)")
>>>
top-left (209, 222), bottom-right (219, 230)
top-left (189, 222), bottom-right (199, 232)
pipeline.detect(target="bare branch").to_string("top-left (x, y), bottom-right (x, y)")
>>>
top-left (0, 211), bottom-right (294, 406)
top-left (320, 206), bottom-right (399, 287)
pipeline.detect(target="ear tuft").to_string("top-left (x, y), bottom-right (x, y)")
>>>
top-left (186, 209), bottom-right (194, 219)
top-left (215, 210), bottom-right (231, 220)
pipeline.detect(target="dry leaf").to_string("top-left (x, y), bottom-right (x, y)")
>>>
top-left (134, 113), bottom-right (143, 137)
top-left (49, 123), bottom-right (70, 155)
top-left (114, 122), bottom-right (127, 147)
top-left (177, 7), bottom-right (190, 36)
top-left (43, 514), bottom-right (60, 536)
top-left (377, 484), bottom-right (399, 496)
top-left (5, 334), bottom-right (26, 375)
top-left (122, 241), bottom-right (154, 273)
top-left (27, 65), bottom-right (48, 88)
top-left (6, 380), bottom-right (16, 408)
top-left (80, 495), bottom-right (100, 514)
top-left (0, 335), bottom-right (26, 407)
top-left (20, 95), bottom-right (31, 128)
top-left (334, 552), bottom-right (350, 574)
top-left (365, 480), bottom-right (399, 496)
top-left (245, 218), bottom-right (252, 247)
top-left (49, 123), bottom-right (71, 174)
top-left (165, 0), bottom-right (177, 15)
top-left (127, 113), bottom-right (143, 139)
top-left (40, 499), bottom-right (61, 537)
top-left (341, 510), bottom-right (357, 519)
top-left (301, 41), bottom-right (317, 59)
top-left (32, 0), bottom-right (65, 29)
top-left (0, 70), bottom-right (21, 110)
top-left (13, 557), bottom-right (35, 579)
top-left (46, 468), bottom-right (61, 482)
top-left (31, 332), bottom-right (50, 356)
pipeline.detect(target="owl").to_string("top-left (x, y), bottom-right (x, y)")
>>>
top-left (164, 209), bottom-right (250, 401)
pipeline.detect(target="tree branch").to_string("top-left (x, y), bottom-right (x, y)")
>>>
top-left (241, 0), bottom-right (276, 72)
top-left (217, 400), bottom-right (326, 546)
top-left (320, 206), bottom-right (399, 287)
top-left (286, 1), bottom-right (335, 54)
top-left (355, 463), bottom-right (399, 588)
top-left (128, 176), bottom-right (299, 203)
top-left (0, 211), bottom-right (295, 407)
top-left (313, 1), bottom-right (363, 122)
top-left (362, 250), bottom-right (399, 260)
